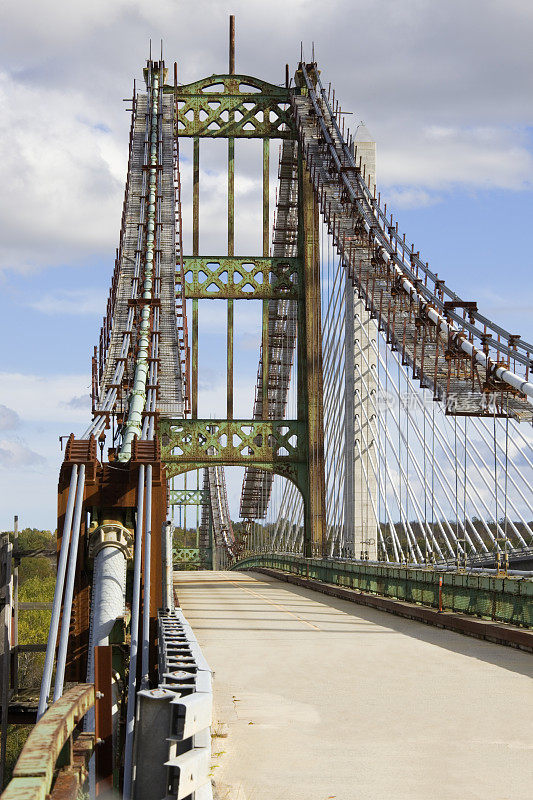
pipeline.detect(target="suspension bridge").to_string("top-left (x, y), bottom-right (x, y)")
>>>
top-left (1, 19), bottom-right (532, 800)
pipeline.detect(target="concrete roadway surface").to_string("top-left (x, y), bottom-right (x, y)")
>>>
top-left (174, 570), bottom-right (533, 800)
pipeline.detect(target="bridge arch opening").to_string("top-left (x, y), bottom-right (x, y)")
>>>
top-left (169, 465), bottom-right (306, 568)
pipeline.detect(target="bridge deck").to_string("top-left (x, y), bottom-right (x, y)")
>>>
top-left (174, 570), bottom-right (532, 800)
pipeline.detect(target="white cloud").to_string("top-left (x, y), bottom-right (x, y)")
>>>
top-left (385, 187), bottom-right (440, 209)
top-left (197, 375), bottom-right (255, 419)
top-left (195, 299), bottom-right (261, 333)
top-left (27, 288), bottom-right (106, 315)
top-left (179, 154), bottom-right (266, 256)
top-left (237, 332), bottom-right (261, 351)
top-left (0, 372), bottom-right (92, 528)
top-left (1, 0), bottom-right (133, 48)
top-left (0, 405), bottom-right (20, 431)
top-left (378, 125), bottom-right (533, 193)
top-left (64, 394), bottom-right (91, 410)
top-left (0, 0), bottom-right (531, 265)
top-left (0, 71), bottom-right (125, 273)
top-left (0, 372), bottom-right (91, 426)
top-left (0, 439), bottom-right (46, 470)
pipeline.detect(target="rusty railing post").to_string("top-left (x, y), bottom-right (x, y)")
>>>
top-left (94, 645), bottom-right (113, 796)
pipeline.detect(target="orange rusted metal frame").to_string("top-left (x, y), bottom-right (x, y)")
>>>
top-left (57, 437), bottom-right (166, 685)
top-left (1, 684), bottom-right (95, 800)
top-left (94, 646), bottom-right (113, 796)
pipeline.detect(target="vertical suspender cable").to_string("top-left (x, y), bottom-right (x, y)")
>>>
top-left (431, 396), bottom-right (435, 557)
top-left (423, 392), bottom-right (428, 561)
top-left (53, 463), bottom-right (86, 702)
top-left (464, 417), bottom-right (468, 559)
top-left (37, 464), bottom-right (78, 719)
top-left (123, 464), bottom-right (145, 800)
top-left (454, 415), bottom-right (459, 565)
top-left (504, 406), bottom-right (509, 562)
top-left (493, 413), bottom-right (499, 553)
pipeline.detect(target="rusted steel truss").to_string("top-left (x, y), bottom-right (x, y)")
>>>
top-left (294, 62), bottom-right (533, 421)
top-left (240, 139), bottom-right (300, 520)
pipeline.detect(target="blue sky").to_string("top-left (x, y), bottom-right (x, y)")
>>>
top-left (1, 0), bottom-right (532, 530)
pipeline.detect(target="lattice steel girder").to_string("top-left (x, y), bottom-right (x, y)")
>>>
top-left (168, 74), bottom-right (295, 139)
top-left (182, 256), bottom-right (302, 300)
top-left (168, 488), bottom-right (208, 505)
top-left (160, 418), bottom-right (305, 463)
top-left (173, 548), bottom-right (201, 563)
top-left (159, 418), bottom-right (308, 494)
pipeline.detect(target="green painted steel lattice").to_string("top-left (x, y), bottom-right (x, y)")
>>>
top-left (182, 256), bottom-right (301, 300)
top-left (169, 74), bottom-right (295, 139)
top-left (168, 488), bottom-right (208, 505)
top-left (160, 418), bottom-right (307, 491)
top-left (173, 547), bottom-right (201, 565)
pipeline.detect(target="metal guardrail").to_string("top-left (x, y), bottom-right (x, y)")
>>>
top-left (232, 554), bottom-right (533, 628)
top-left (133, 609), bottom-right (213, 800)
top-left (1, 683), bottom-right (95, 799)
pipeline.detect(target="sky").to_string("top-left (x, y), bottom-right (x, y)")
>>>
top-left (0, 0), bottom-right (533, 531)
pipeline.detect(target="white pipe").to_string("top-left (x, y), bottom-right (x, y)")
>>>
top-left (140, 464), bottom-right (152, 689)
top-left (37, 464), bottom-right (78, 720)
top-left (53, 463), bottom-right (86, 702)
top-left (119, 70), bottom-right (160, 462)
top-left (85, 542), bottom-right (127, 794)
top-left (162, 521), bottom-right (174, 611)
top-left (88, 547), bottom-right (127, 668)
top-left (123, 464), bottom-right (145, 800)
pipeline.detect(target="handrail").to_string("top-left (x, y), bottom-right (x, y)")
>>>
top-left (231, 553), bottom-right (533, 627)
top-left (1, 684), bottom-right (95, 799)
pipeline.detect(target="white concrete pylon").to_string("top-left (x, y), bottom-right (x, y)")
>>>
top-left (346, 122), bottom-right (378, 560)
top-left (352, 121), bottom-right (376, 194)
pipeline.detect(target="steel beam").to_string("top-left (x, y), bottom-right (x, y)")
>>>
top-left (168, 489), bottom-right (208, 505)
top-left (262, 138), bottom-right (270, 420)
top-left (182, 256), bottom-right (300, 300)
top-left (301, 163), bottom-right (327, 557)
top-left (171, 75), bottom-right (294, 139)
top-left (192, 136), bottom-right (199, 419)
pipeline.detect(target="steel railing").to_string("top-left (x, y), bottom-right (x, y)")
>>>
top-left (232, 553), bottom-right (533, 627)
